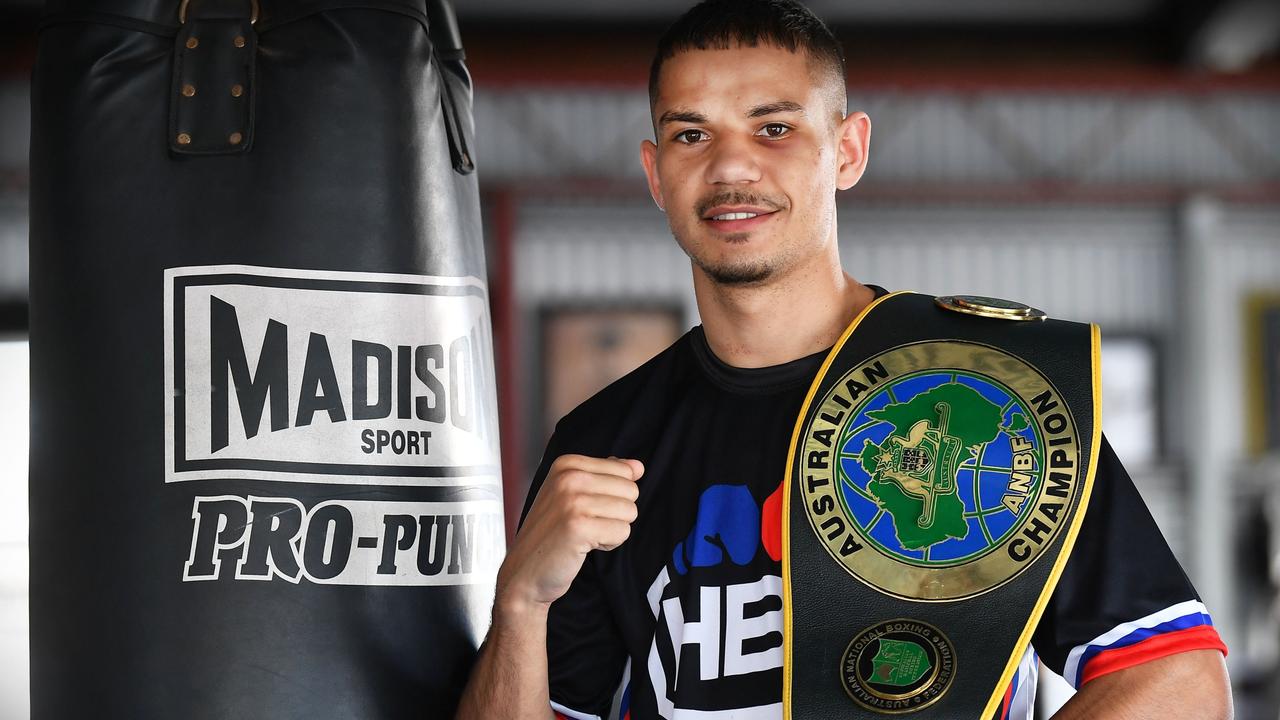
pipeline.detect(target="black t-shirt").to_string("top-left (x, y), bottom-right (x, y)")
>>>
top-left (521, 294), bottom-right (1224, 720)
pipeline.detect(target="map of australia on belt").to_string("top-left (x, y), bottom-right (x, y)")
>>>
top-left (858, 381), bottom-right (1027, 552)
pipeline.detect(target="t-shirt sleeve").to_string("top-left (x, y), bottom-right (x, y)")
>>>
top-left (519, 424), bottom-right (628, 720)
top-left (1031, 435), bottom-right (1227, 688)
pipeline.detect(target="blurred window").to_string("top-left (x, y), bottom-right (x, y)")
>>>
top-left (1101, 337), bottom-right (1159, 467)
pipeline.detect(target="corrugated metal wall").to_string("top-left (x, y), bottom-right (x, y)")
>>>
top-left (516, 199), bottom-right (1182, 330)
top-left (838, 204), bottom-right (1175, 329)
top-left (475, 89), bottom-right (1280, 186)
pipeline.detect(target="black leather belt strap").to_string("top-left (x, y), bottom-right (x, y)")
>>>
top-left (783, 291), bottom-right (1101, 718)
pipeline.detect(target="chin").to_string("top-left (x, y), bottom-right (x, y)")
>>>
top-left (699, 259), bottom-right (775, 286)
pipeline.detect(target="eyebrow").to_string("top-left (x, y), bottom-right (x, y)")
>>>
top-left (657, 101), bottom-right (807, 127)
top-left (747, 101), bottom-right (806, 118)
top-left (657, 109), bottom-right (708, 127)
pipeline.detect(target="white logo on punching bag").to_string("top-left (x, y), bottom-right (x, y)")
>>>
top-left (164, 264), bottom-right (500, 486)
top-left (164, 265), bottom-right (504, 586)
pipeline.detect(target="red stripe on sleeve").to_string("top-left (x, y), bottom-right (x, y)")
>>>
top-left (1079, 625), bottom-right (1227, 686)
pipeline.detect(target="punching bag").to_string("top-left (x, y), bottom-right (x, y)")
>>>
top-left (29, 1), bottom-right (503, 717)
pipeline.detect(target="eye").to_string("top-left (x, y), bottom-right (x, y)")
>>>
top-left (673, 129), bottom-right (708, 145)
top-left (757, 123), bottom-right (791, 138)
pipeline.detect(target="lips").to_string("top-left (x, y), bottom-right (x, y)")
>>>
top-left (701, 204), bottom-right (778, 233)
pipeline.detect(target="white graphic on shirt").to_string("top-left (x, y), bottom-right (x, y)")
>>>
top-left (645, 566), bottom-right (783, 719)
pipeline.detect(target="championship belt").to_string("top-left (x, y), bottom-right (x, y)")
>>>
top-left (782, 292), bottom-right (1101, 718)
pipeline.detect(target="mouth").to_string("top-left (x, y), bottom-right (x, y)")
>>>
top-left (701, 205), bottom-right (779, 233)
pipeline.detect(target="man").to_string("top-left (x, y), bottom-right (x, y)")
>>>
top-left (456, 1), bottom-right (1232, 718)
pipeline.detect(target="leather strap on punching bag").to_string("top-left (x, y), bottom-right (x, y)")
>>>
top-left (29, 1), bottom-right (502, 717)
top-left (169, 0), bottom-right (259, 155)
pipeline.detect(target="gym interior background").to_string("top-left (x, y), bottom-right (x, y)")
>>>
top-left (1, 0), bottom-right (1278, 717)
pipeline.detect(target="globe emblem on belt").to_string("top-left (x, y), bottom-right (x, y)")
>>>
top-left (843, 372), bottom-right (1037, 567)
top-left (799, 341), bottom-right (1082, 601)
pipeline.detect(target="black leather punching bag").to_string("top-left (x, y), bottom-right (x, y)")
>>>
top-left (29, 1), bottom-right (503, 717)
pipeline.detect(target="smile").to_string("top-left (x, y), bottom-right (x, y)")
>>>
top-left (702, 208), bottom-right (778, 233)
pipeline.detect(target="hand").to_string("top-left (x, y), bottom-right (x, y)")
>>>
top-left (496, 454), bottom-right (643, 616)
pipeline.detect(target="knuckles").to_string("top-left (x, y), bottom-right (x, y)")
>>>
top-left (564, 492), bottom-right (590, 517)
top-left (535, 455), bottom-right (641, 542)
top-left (548, 467), bottom-right (587, 497)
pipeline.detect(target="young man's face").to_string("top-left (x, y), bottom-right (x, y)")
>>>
top-left (641, 43), bottom-right (869, 287)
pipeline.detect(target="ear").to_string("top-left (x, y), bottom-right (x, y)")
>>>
top-left (640, 139), bottom-right (665, 211)
top-left (835, 111), bottom-right (871, 191)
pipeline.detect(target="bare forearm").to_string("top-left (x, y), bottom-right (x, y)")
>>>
top-left (455, 599), bottom-right (555, 720)
top-left (1050, 650), bottom-right (1231, 720)
top-left (456, 454), bottom-right (642, 719)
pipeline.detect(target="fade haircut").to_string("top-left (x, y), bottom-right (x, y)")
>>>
top-left (648, 0), bottom-right (847, 116)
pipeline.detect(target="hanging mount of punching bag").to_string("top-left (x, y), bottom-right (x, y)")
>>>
top-left (169, 0), bottom-right (260, 155)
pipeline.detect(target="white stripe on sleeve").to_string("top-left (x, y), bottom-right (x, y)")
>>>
top-left (550, 700), bottom-right (602, 720)
top-left (1062, 599), bottom-right (1209, 688)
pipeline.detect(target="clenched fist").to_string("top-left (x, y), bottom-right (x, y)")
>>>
top-left (496, 454), bottom-right (644, 614)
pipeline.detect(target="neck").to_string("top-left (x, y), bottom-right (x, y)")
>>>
top-left (694, 252), bottom-right (874, 369)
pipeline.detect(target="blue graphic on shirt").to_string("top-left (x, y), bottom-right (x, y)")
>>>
top-left (671, 484), bottom-right (761, 575)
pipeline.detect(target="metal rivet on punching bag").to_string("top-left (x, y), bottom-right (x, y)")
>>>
top-left (231, 85), bottom-right (243, 98)
top-left (186, 37), bottom-right (199, 49)
top-left (229, 132), bottom-right (243, 145)
top-left (177, 133), bottom-right (192, 145)
top-left (182, 84), bottom-right (196, 97)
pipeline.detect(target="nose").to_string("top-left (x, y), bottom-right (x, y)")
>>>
top-left (703, 133), bottom-right (762, 186)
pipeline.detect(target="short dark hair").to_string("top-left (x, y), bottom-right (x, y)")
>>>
top-left (648, 0), bottom-right (846, 112)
